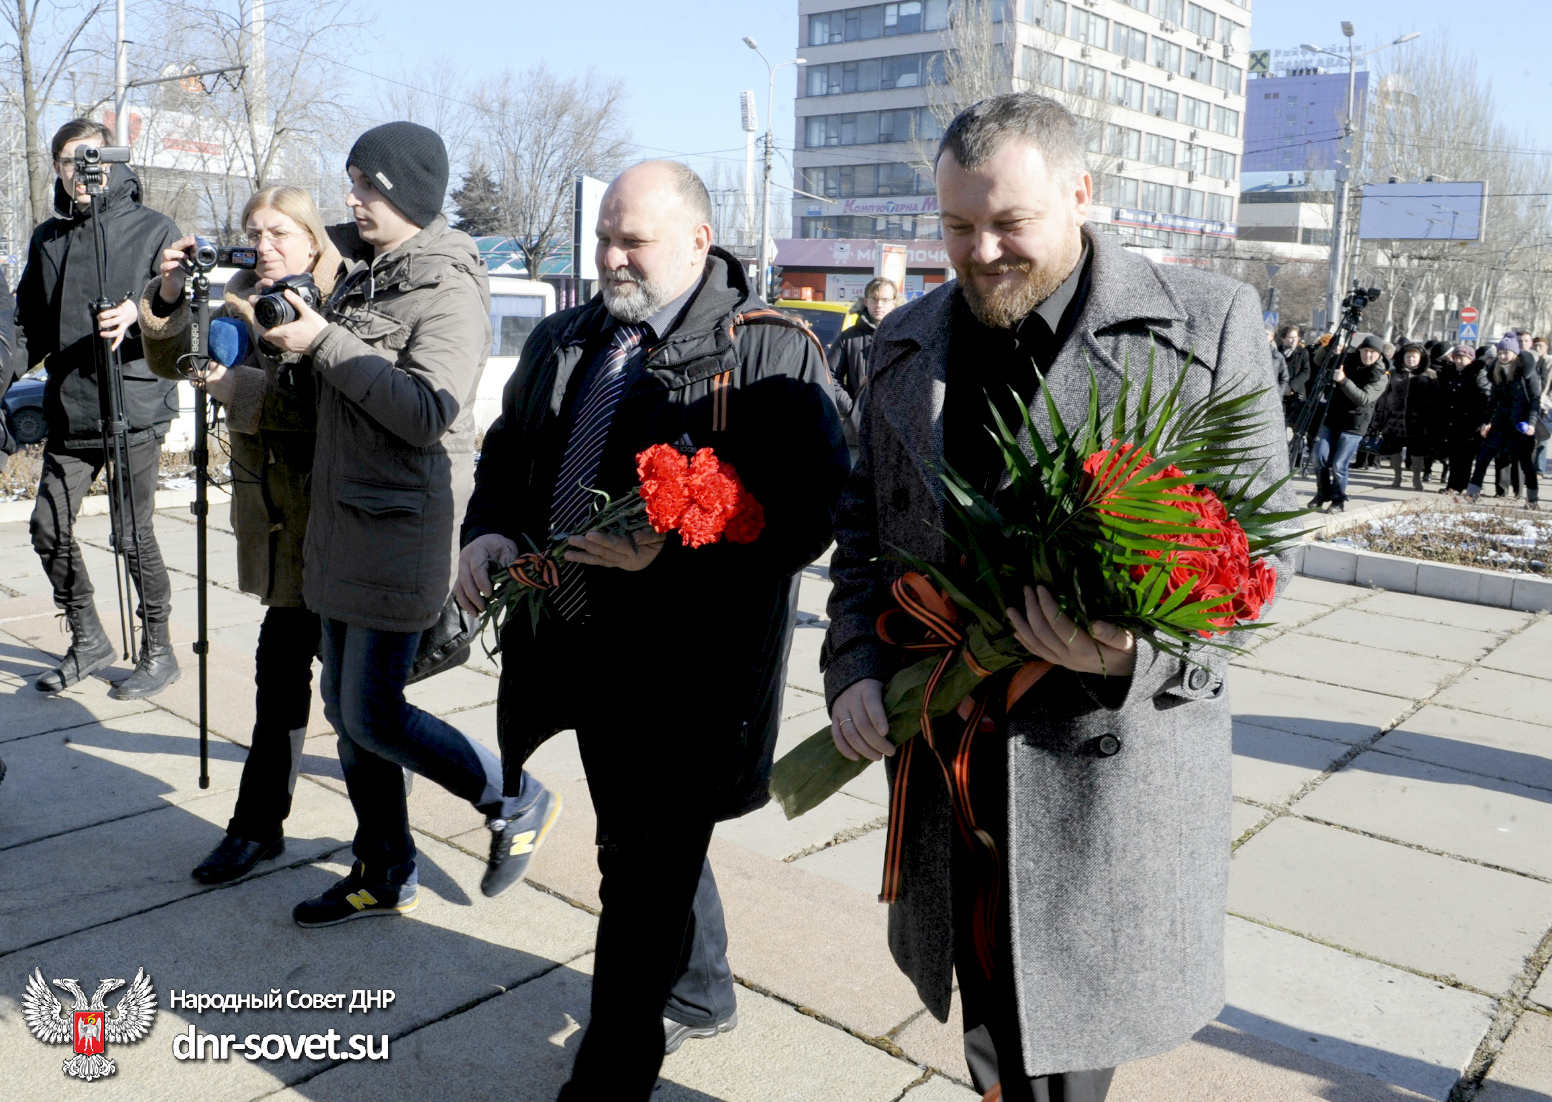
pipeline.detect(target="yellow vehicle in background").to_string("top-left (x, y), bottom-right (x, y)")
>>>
top-left (772, 298), bottom-right (858, 350)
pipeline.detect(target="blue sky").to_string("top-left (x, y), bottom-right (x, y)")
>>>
top-left (350, 0), bottom-right (1550, 179)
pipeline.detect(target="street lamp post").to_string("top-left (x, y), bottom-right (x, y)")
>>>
top-left (1301, 28), bottom-right (1422, 330)
top-left (743, 37), bottom-right (804, 301)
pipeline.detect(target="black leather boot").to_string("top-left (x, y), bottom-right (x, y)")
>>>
top-left (36, 605), bottom-right (116, 693)
top-left (109, 620), bottom-right (181, 700)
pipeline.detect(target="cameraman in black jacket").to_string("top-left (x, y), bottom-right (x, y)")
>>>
top-left (15, 118), bottom-right (182, 697)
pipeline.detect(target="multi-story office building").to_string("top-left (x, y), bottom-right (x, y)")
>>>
top-left (780, 0), bottom-right (1251, 299)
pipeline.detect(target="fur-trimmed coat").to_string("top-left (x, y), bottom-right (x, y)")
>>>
top-left (822, 226), bottom-right (1297, 1075)
top-left (140, 240), bottom-right (343, 606)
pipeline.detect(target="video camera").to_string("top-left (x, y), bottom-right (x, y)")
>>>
top-left (72, 145), bottom-right (131, 194)
top-left (1341, 286), bottom-right (1383, 323)
top-left (73, 145), bottom-right (131, 167)
top-left (183, 237), bottom-right (259, 274)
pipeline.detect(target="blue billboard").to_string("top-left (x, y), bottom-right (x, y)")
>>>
top-left (1243, 72), bottom-right (1369, 174)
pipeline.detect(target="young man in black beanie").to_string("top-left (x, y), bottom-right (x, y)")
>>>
top-left (262, 121), bottom-right (558, 926)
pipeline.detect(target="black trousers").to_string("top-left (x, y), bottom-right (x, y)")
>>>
top-left (1445, 437), bottom-right (1479, 492)
top-left (227, 605), bottom-right (321, 842)
top-left (955, 720), bottom-right (1115, 1102)
top-left (30, 435), bottom-right (172, 624)
top-left (558, 819), bottom-right (725, 1101)
top-left (1471, 435), bottom-right (1538, 502)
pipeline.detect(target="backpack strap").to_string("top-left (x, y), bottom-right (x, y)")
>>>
top-left (713, 308), bottom-right (831, 431)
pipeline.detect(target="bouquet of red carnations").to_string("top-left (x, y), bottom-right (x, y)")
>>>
top-left (478, 443), bottom-right (764, 646)
top-left (769, 357), bottom-right (1304, 822)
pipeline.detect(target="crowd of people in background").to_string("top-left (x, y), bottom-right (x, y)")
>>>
top-left (1270, 323), bottom-right (1549, 512)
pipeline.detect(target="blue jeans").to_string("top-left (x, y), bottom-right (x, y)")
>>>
top-left (320, 618), bottom-right (529, 879)
top-left (1314, 426), bottom-right (1363, 505)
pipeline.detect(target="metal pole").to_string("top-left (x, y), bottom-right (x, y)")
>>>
top-left (1323, 48), bottom-right (1355, 330)
top-left (113, 0), bottom-right (128, 145)
top-left (759, 63), bottom-right (775, 302)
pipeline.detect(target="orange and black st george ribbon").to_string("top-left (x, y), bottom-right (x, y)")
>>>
top-left (875, 572), bottom-right (1050, 979)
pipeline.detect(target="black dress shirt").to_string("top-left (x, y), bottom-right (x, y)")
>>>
top-left (944, 244), bottom-right (1092, 498)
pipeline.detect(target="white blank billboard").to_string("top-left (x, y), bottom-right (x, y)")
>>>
top-left (1357, 182), bottom-right (1486, 241)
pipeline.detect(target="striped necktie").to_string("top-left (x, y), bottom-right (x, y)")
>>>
top-left (549, 324), bottom-right (647, 620)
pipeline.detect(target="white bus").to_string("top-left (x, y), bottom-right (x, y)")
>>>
top-left (476, 276), bottom-right (556, 434)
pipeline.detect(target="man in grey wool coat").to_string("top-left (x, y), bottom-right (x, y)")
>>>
top-left (821, 93), bottom-right (1295, 1102)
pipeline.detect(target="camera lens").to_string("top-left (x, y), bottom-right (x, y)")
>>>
top-left (253, 294), bottom-right (297, 330)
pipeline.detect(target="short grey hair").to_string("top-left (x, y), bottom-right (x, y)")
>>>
top-left (935, 93), bottom-right (1088, 184)
top-left (634, 159), bottom-right (713, 228)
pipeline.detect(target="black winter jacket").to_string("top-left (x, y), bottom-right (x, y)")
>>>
top-left (1283, 344), bottom-right (1313, 399)
top-left (15, 170), bottom-right (181, 445)
top-left (1374, 348), bottom-right (1439, 451)
top-left (1437, 362), bottom-right (1489, 442)
top-left (1481, 352), bottom-right (1544, 451)
top-left (466, 247), bottom-right (850, 823)
top-left (828, 312), bottom-right (877, 403)
top-left (1323, 350), bottom-right (1389, 436)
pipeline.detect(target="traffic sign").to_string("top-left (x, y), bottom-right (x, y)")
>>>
top-left (1458, 322), bottom-right (1479, 341)
top-left (1262, 311), bottom-right (1279, 326)
top-left (1459, 306), bottom-right (1479, 325)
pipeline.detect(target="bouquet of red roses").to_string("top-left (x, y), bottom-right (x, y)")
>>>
top-left (769, 356), bottom-right (1304, 822)
top-left (478, 443), bottom-right (764, 646)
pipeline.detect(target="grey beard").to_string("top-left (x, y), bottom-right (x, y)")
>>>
top-left (600, 273), bottom-right (676, 324)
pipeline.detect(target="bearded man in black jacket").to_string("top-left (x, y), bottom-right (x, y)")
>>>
top-left (454, 160), bottom-right (849, 1101)
top-left (16, 118), bottom-right (182, 698)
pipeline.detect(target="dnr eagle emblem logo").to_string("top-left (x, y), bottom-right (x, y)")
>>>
top-left (22, 967), bottom-right (157, 1081)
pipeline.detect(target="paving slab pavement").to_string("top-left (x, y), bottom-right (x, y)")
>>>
top-left (1474, 1011), bottom-right (1552, 1101)
top-left (1227, 666), bottom-right (1413, 744)
top-left (1433, 667), bottom-right (1552, 728)
top-left (1239, 632), bottom-right (1467, 701)
top-left (1231, 722), bottom-right (1352, 806)
top-left (2, 502), bottom-right (1550, 1101)
top-left (1375, 705), bottom-right (1552, 793)
top-left (1479, 630), bottom-right (1552, 682)
top-left (1229, 816), bottom-right (1552, 993)
top-left (1351, 590), bottom-right (1534, 633)
top-left (1218, 918), bottom-right (1496, 1100)
top-left (1293, 751), bottom-right (1552, 879)
top-left (1298, 606), bottom-right (1506, 662)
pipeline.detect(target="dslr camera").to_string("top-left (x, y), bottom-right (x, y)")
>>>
top-left (184, 237), bottom-right (259, 274)
top-left (254, 273), bottom-right (323, 329)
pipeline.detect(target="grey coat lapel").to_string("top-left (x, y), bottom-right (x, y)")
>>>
top-left (1029, 226), bottom-right (1192, 449)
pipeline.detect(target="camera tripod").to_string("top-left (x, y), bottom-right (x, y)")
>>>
top-left (176, 268), bottom-right (215, 789)
top-left (81, 158), bottom-right (149, 676)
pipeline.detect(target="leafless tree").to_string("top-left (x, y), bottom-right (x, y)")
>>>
top-left (375, 55), bottom-right (476, 166)
top-left (470, 65), bottom-right (631, 279)
top-left (704, 159), bottom-right (754, 253)
top-left (0, 0), bottom-right (111, 225)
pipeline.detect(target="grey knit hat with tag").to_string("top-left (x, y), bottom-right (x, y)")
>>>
top-left (347, 121), bottom-right (448, 229)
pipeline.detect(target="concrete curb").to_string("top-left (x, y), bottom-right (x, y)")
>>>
top-left (0, 487), bottom-right (197, 526)
top-left (1292, 540), bottom-right (1552, 613)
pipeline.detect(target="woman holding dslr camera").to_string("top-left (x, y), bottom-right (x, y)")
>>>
top-left (141, 186), bottom-right (343, 883)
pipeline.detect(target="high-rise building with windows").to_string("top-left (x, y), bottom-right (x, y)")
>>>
top-left (780, 0), bottom-right (1251, 299)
